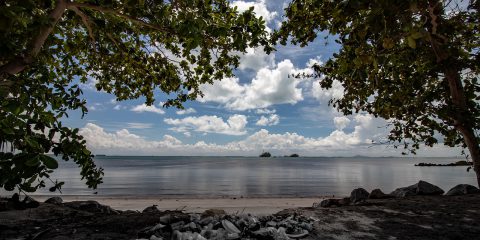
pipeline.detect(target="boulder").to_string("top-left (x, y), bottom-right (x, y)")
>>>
top-left (369, 189), bottom-right (392, 199)
top-left (142, 205), bottom-right (161, 213)
top-left (201, 208), bottom-right (226, 217)
top-left (318, 198), bottom-right (341, 208)
top-left (350, 188), bottom-right (369, 203)
top-left (64, 200), bottom-right (118, 214)
top-left (22, 196), bottom-right (40, 208)
top-left (338, 197), bottom-right (351, 206)
top-left (391, 180), bottom-right (444, 197)
top-left (45, 196), bottom-right (63, 204)
top-left (446, 184), bottom-right (480, 196)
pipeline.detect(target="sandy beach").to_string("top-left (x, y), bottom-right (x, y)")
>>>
top-left (30, 195), bottom-right (321, 215)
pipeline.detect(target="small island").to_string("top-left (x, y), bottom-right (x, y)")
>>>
top-left (259, 152), bottom-right (272, 157)
top-left (415, 160), bottom-right (473, 167)
top-left (289, 154), bottom-right (299, 157)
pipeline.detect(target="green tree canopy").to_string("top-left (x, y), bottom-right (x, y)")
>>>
top-left (275, 1), bottom-right (480, 184)
top-left (0, 0), bottom-right (272, 193)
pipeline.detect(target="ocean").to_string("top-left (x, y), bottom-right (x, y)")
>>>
top-left (18, 156), bottom-right (479, 197)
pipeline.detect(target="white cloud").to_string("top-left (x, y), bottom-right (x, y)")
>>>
top-left (80, 122), bottom-right (462, 157)
top-left (255, 108), bottom-right (276, 114)
top-left (126, 123), bottom-right (153, 129)
top-left (333, 116), bottom-right (350, 130)
top-left (238, 47), bottom-right (275, 72)
top-left (311, 80), bottom-right (344, 101)
top-left (256, 114), bottom-right (280, 126)
top-left (176, 108), bottom-right (196, 115)
top-left (200, 59), bottom-right (309, 110)
top-left (164, 114), bottom-right (248, 136)
top-left (131, 104), bottom-right (165, 115)
top-left (232, 0), bottom-right (277, 25)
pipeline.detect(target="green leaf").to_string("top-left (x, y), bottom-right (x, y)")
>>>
top-left (407, 36), bottom-right (416, 49)
top-left (25, 157), bottom-right (40, 166)
top-left (40, 155), bottom-right (58, 169)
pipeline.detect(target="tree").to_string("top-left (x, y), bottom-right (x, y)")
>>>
top-left (275, 1), bottom-right (480, 185)
top-left (0, 0), bottom-right (272, 193)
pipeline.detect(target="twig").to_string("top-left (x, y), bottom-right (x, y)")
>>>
top-left (69, 6), bottom-right (96, 45)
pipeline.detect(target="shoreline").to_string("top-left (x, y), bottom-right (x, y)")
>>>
top-left (18, 195), bottom-right (325, 215)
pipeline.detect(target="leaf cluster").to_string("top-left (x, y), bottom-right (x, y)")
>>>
top-left (275, 0), bottom-right (479, 153)
top-left (0, 0), bottom-right (271, 192)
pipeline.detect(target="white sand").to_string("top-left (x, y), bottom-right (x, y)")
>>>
top-left (31, 196), bottom-right (322, 215)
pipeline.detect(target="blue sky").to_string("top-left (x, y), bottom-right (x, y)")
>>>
top-left (64, 0), bottom-right (462, 157)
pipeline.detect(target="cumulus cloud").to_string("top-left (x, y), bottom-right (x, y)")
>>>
top-left (238, 47), bottom-right (275, 72)
top-left (333, 116), bottom-right (350, 130)
top-left (131, 104), bottom-right (165, 115)
top-left (200, 59), bottom-right (309, 110)
top-left (232, 0), bottom-right (277, 28)
top-left (164, 114), bottom-right (248, 136)
top-left (176, 108), bottom-right (196, 115)
top-left (311, 80), bottom-right (344, 101)
top-left (126, 123), bottom-right (153, 129)
top-left (256, 114), bottom-right (280, 126)
top-left (255, 108), bottom-right (276, 114)
top-left (80, 121), bottom-right (462, 157)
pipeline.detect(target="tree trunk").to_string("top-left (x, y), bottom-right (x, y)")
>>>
top-left (445, 67), bottom-right (480, 187)
top-left (426, 0), bottom-right (480, 187)
top-left (0, 0), bottom-right (67, 82)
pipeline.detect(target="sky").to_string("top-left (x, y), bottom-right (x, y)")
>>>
top-left (65, 0), bottom-right (464, 157)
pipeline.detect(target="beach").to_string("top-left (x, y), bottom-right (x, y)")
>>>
top-left (2, 193), bottom-right (480, 239)
top-left (31, 195), bottom-right (321, 215)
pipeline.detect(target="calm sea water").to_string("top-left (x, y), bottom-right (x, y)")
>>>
top-left (21, 156), bottom-right (478, 197)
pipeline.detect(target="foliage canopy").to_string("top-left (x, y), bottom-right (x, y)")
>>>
top-left (275, 1), bottom-right (480, 183)
top-left (0, 0), bottom-right (271, 193)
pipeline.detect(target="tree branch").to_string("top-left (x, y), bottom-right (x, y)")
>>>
top-left (0, 0), bottom-right (67, 82)
top-left (69, 6), bottom-right (96, 45)
top-left (66, 2), bottom-right (175, 34)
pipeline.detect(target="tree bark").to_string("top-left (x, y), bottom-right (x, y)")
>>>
top-left (444, 68), bottom-right (480, 187)
top-left (426, 0), bottom-right (480, 187)
top-left (0, 0), bottom-right (67, 82)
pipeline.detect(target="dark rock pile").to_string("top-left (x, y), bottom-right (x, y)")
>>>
top-left (316, 181), bottom-right (480, 208)
top-left (137, 207), bottom-right (314, 240)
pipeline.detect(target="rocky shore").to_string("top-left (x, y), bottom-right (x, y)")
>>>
top-left (1, 181), bottom-right (480, 239)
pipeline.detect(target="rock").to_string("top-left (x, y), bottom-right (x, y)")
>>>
top-left (391, 180), bottom-right (444, 197)
top-left (173, 230), bottom-right (206, 240)
top-left (252, 227), bottom-right (277, 239)
top-left (22, 196), bottom-right (40, 208)
top-left (286, 229), bottom-right (309, 239)
top-left (274, 227), bottom-right (290, 240)
top-left (319, 199), bottom-right (338, 208)
top-left (170, 221), bottom-right (185, 231)
top-left (338, 197), bottom-right (351, 206)
top-left (159, 214), bottom-right (171, 224)
top-left (64, 200), bottom-right (118, 214)
top-left (149, 235), bottom-right (163, 240)
top-left (226, 232), bottom-right (240, 239)
top-left (350, 188), bottom-right (369, 203)
top-left (390, 186), bottom-right (417, 197)
top-left (446, 184), bottom-right (480, 196)
top-left (369, 189), bottom-right (392, 199)
top-left (199, 216), bottom-right (213, 225)
top-left (222, 219), bottom-right (240, 234)
top-left (45, 196), bottom-right (63, 204)
top-left (143, 205), bottom-right (161, 213)
top-left (202, 209), bottom-right (226, 217)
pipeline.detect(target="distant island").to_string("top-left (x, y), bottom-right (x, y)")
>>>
top-left (259, 152), bottom-right (271, 157)
top-left (415, 160), bottom-right (472, 167)
top-left (289, 154), bottom-right (299, 157)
